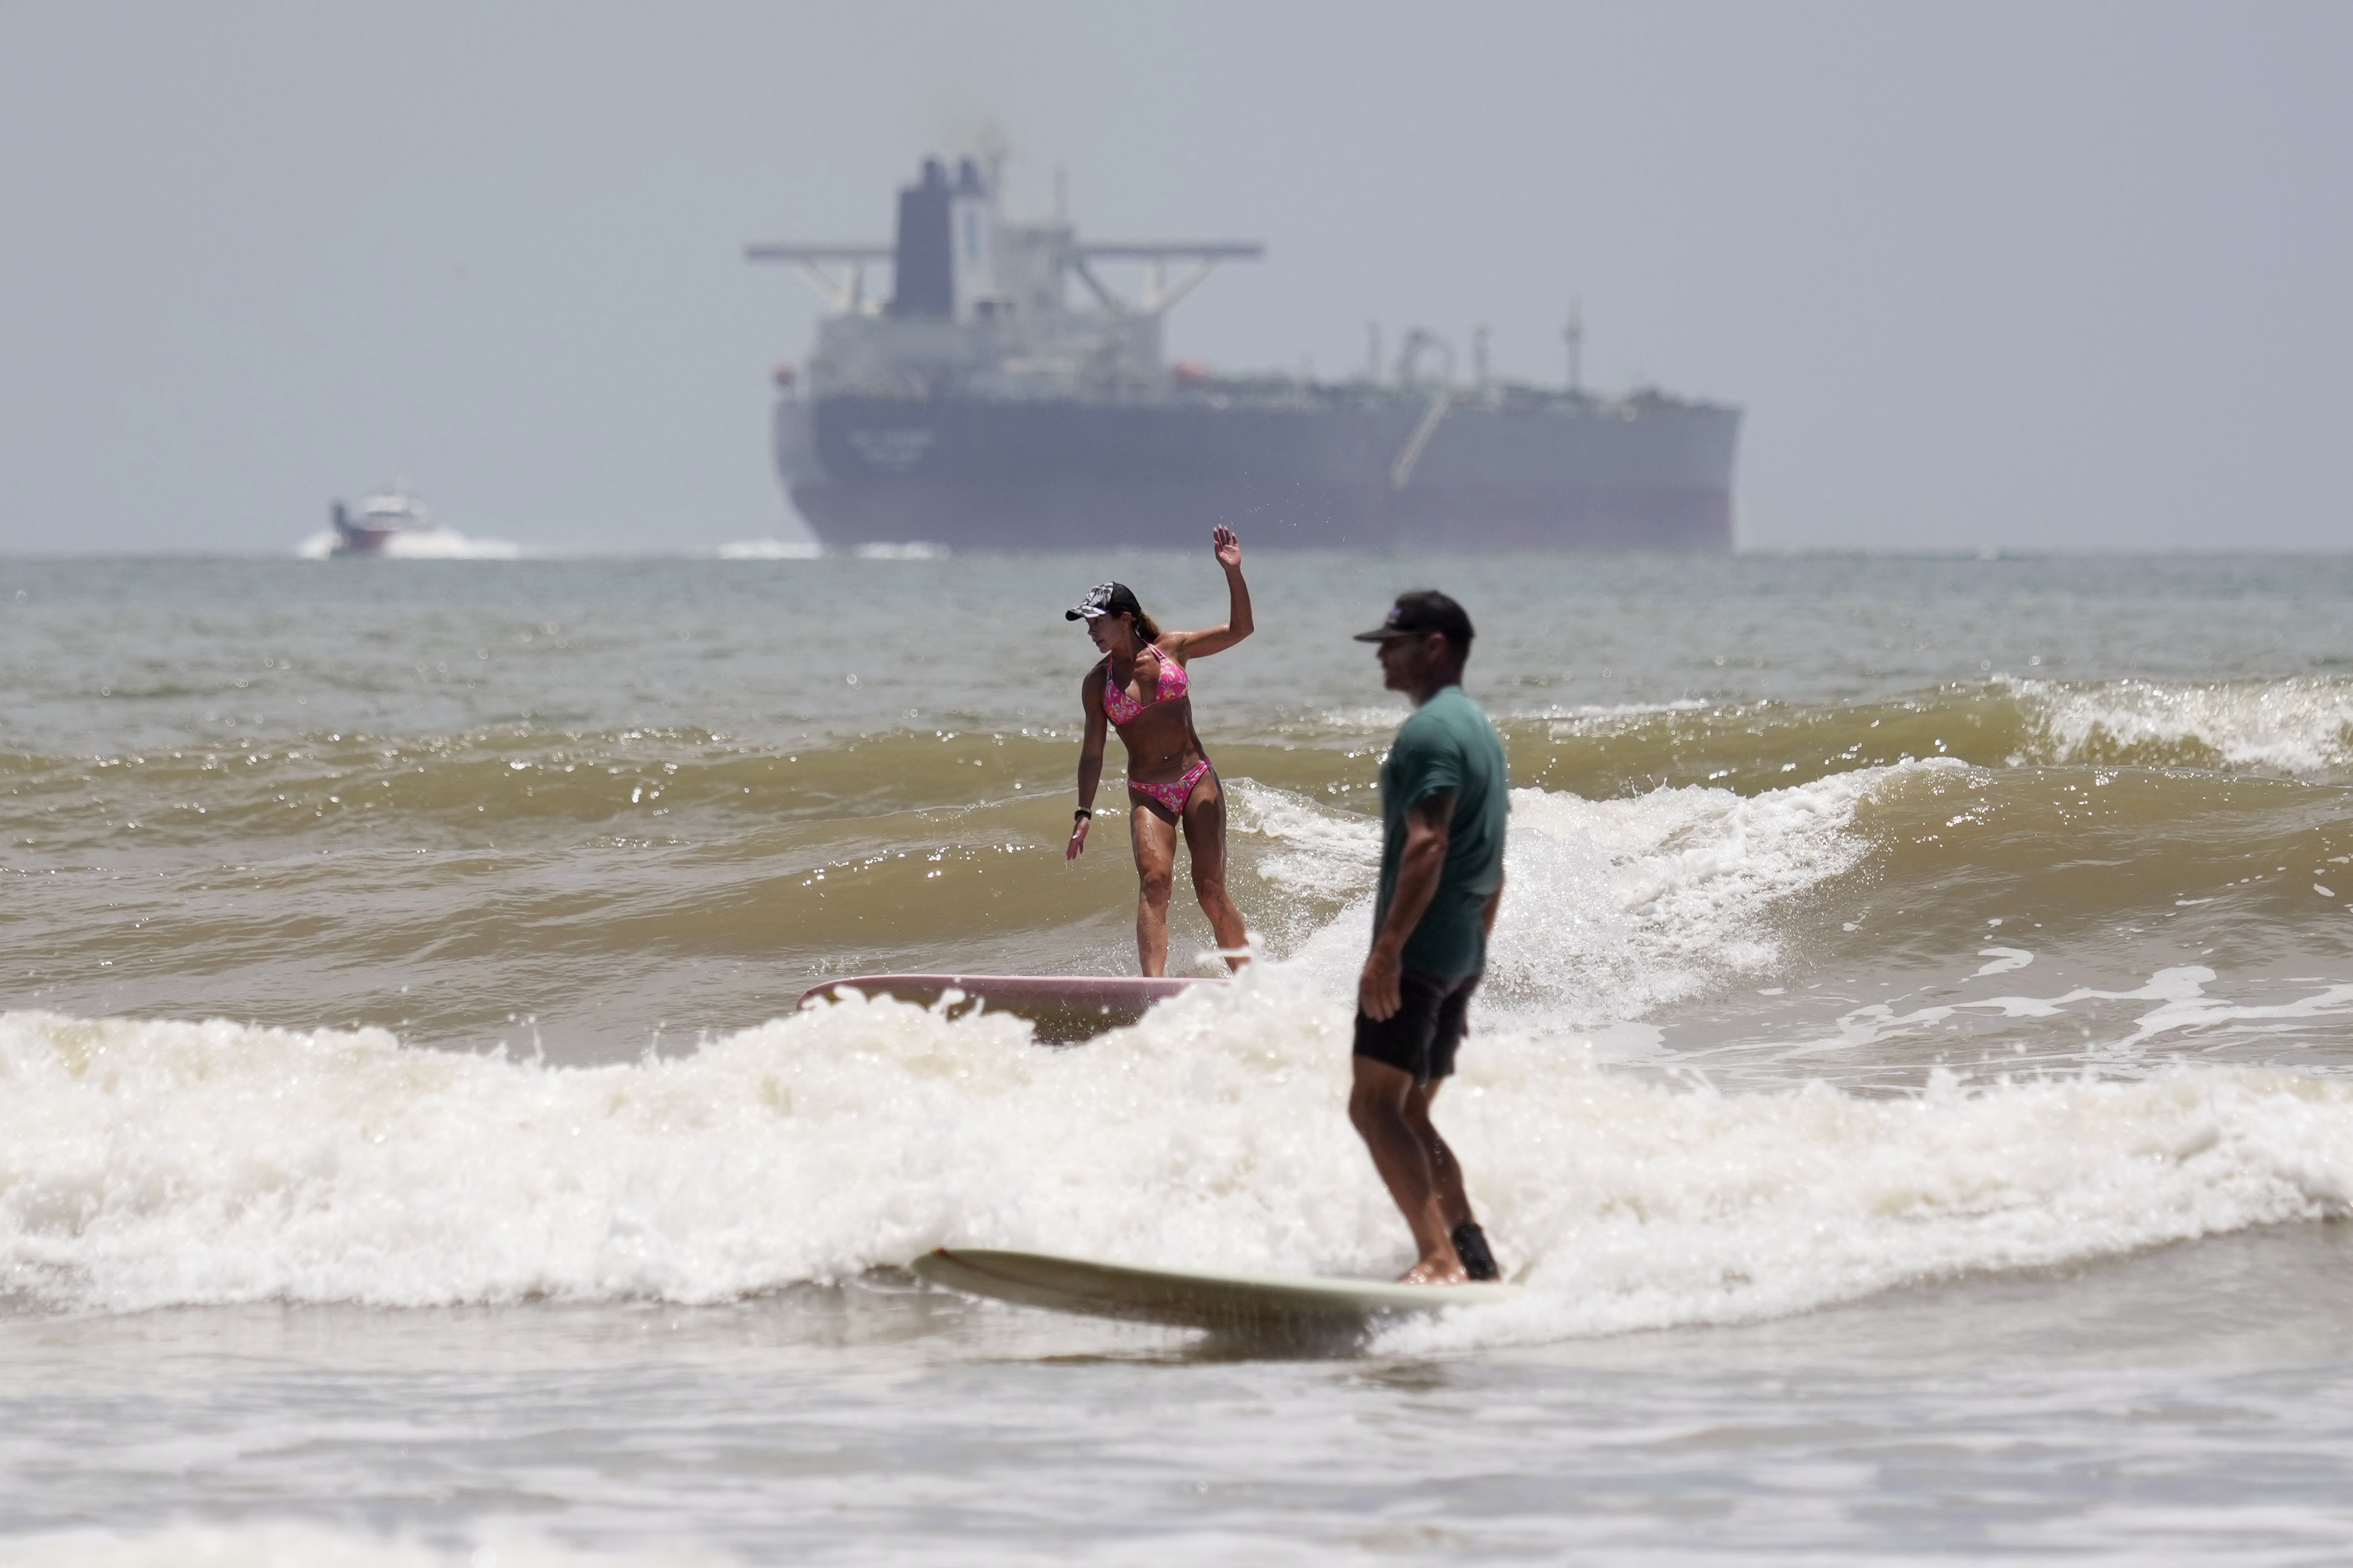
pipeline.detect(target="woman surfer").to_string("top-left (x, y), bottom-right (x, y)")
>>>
top-left (1066, 525), bottom-right (1255, 975)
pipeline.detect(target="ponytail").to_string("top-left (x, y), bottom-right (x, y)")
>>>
top-left (1130, 608), bottom-right (1162, 643)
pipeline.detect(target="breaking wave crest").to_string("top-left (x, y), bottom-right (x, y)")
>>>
top-left (2009, 675), bottom-right (2353, 776)
top-left (9, 676), bottom-right (2353, 1336)
top-left (1512, 674), bottom-right (2353, 796)
top-left (3, 974), bottom-right (2346, 1332)
top-left (1246, 765), bottom-right (1895, 1021)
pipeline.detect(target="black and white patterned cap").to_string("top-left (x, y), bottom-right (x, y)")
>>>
top-left (1066, 582), bottom-right (1143, 622)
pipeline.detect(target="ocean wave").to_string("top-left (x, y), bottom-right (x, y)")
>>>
top-left (1390, 1049), bottom-right (2351, 1351)
top-left (1251, 764), bottom-right (1907, 1021)
top-left (16, 677), bottom-right (2353, 841)
top-left (1780, 965), bottom-right (2353, 1062)
top-left (12, 740), bottom-right (2351, 1069)
top-left (6, 974), bottom-right (2342, 1325)
top-left (0, 726), bottom-right (1045, 850)
top-left (12, 683), bottom-right (2350, 849)
top-left (2008, 675), bottom-right (2353, 775)
top-left (1507, 675), bottom-right (2353, 798)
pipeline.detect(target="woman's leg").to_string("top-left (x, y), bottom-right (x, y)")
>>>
top-left (1180, 773), bottom-right (1250, 969)
top-left (1128, 794), bottom-right (1178, 976)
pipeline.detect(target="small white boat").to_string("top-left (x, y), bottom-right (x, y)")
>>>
top-left (330, 489), bottom-right (442, 556)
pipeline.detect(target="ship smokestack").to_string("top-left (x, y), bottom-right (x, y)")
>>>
top-left (948, 157), bottom-right (998, 322)
top-left (888, 158), bottom-right (954, 318)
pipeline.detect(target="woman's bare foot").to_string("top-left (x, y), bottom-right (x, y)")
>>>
top-left (1398, 1258), bottom-right (1468, 1286)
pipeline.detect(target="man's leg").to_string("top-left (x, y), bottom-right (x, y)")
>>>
top-left (1348, 1055), bottom-right (1466, 1284)
top-left (1406, 974), bottom-right (1502, 1280)
top-left (1402, 1080), bottom-right (1472, 1232)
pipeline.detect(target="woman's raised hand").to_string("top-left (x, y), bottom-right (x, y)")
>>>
top-left (1212, 525), bottom-right (1242, 571)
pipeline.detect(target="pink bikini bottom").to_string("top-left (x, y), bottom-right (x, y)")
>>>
top-left (1127, 758), bottom-right (1213, 815)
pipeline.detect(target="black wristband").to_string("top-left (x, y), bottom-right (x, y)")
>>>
top-left (1074, 807), bottom-right (1093, 820)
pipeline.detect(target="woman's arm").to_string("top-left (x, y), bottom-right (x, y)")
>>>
top-left (1161, 525), bottom-right (1253, 662)
top-left (1068, 669), bottom-right (1110, 861)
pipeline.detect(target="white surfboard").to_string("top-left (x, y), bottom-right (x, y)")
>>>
top-left (911, 1246), bottom-right (1520, 1332)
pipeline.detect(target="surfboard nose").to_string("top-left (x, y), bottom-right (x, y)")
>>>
top-left (796, 974), bottom-right (1224, 1043)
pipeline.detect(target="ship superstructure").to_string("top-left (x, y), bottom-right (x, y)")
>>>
top-left (748, 157), bottom-right (1738, 549)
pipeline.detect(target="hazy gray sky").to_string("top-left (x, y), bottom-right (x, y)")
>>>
top-left (2, 1), bottom-right (2346, 553)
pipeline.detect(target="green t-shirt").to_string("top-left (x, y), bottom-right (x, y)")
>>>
top-left (1373, 683), bottom-right (1510, 979)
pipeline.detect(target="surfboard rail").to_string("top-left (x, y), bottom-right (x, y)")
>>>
top-left (911, 1246), bottom-right (1520, 1332)
top-left (797, 974), bottom-right (1223, 1043)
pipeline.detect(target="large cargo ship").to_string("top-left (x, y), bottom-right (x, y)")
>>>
top-left (748, 157), bottom-right (1738, 550)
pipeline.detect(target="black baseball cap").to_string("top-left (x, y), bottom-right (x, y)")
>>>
top-left (1352, 589), bottom-right (1475, 647)
top-left (1066, 582), bottom-right (1144, 622)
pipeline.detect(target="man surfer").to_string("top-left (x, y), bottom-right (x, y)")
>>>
top-left (1348, 592), bottom-right (1508, 1285)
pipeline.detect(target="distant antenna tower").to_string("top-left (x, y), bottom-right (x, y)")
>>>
top-left (1563, 301), bottom-right (1584, 394)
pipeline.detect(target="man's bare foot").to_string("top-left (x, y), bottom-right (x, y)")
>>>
top-left (1398, 1258), bottom-right (1468, 1286)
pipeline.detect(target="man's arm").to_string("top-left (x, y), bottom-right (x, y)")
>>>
top-left (1482, 868), bottom-right (1505, 937)
top-left (1359, 793), bottom-right (1452, 1021)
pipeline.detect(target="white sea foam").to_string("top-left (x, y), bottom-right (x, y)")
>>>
top-left (5, 965), bottom-right (2345, 1331)
top-left (3, 764), bottom-right (2337, 1332)
top-left (1223, 780), bottom-right (1381, 955)
top-left (377, 529), bottom-right (524, 560)
top-left (1390, 1044), bottom-right (2351, 1352)
top-left (294, 529), bottom-right (524, 561)
top-left (852, 542), bottom-right (950, 560)
top-left (1535, 697), bottom-right (1712, 730)
top-left (716, 538), bottom-right (822, 560)
top-left (2012, 675), bottom-right (2353, 776)
top-left (1245, 764), bottom-right (1913, 1022)
top-left (1774, 964), bottom-right (2353, 1071)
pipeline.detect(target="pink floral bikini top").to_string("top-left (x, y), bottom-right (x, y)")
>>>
top-left (1102, 644), bottom-right (1188, 724)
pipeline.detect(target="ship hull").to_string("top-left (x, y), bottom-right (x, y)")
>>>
top-left (331, 524), bottom-right (399, 557)
top-left (777, 394), bottom-right (1737, 550)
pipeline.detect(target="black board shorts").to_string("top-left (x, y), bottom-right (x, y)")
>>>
top-left (1353, 969), bottom-right (1482, 1083)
